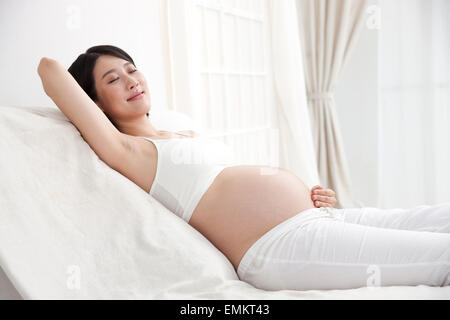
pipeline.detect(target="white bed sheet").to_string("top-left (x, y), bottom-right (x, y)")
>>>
top-left (0, 105), bottom-right (448, 300)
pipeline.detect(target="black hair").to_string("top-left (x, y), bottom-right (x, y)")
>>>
top-left (68, 45), bottom-right (149, 118)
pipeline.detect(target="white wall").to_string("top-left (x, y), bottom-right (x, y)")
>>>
top-left (0, 0), bottom-right (169, 112)
top-left (334, 0), bottom-right (380, 207)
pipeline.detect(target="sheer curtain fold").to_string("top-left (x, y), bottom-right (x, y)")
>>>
top-left (269, 0), bottom-right (320, 189)
top-left (296, 0), bottom-right (369, 208)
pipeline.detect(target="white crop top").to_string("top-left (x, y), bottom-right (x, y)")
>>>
top-left (140, 136), bottom-right (235, 223)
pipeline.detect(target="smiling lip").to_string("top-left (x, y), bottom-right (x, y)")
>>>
top-left (127, 91), bottom-right (144, 101)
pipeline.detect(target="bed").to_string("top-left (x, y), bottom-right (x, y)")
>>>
top-left (0, 105), bottom-right (448, 300)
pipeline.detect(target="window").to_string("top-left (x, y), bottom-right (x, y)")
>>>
top-left (167, 0), bottom-right (279, 166)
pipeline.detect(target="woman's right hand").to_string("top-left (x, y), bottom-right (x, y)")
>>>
top-left (311, 185), bottom-right (337, 208)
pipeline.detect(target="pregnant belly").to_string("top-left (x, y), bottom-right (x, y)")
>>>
top-left (188, 165), bottom-right (315, 271)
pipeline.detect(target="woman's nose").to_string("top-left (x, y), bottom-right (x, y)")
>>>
top-left (127, 78), bottom-right (140, 90)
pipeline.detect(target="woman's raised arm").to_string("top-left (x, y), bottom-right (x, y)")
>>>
top-left (37, 57), bottom-right (127, 169)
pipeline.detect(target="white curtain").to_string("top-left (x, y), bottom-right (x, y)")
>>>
top-left (163, 0), bottom-right (320, 188)
top-left (160, 0), bottom-right (195, 116)
top-left (296, 0), bottom-right (368, 208)
top-left (378, 0), bottom-right (450, 208)
top-left (269, 0), bottom-right (320, 189)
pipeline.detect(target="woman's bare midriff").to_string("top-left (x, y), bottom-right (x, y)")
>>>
top-left (188, 165), bottom-right (315, 272)
top-left (129, 134), bottom-right (315, 272)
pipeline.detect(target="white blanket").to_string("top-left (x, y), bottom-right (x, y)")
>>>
top-left (1, 105), bottom-right (449, 299)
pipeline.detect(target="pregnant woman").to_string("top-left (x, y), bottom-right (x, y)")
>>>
top-left (37, 45), bottom-right (450, 291)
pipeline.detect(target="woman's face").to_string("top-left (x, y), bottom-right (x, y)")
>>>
top-left (92, 55), bottom-right (151, 123)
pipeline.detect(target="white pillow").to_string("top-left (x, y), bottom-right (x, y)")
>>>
top-left (22, 105), bottom-right (200, 135)
top-left (148, 108), bottom-right (201, 134)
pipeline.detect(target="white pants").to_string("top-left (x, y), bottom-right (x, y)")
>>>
top-left (236, 203), bottom-right (450, 291)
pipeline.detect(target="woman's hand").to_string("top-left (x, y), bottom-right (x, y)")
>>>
top-left (311, 185), bottom-right (337, 208)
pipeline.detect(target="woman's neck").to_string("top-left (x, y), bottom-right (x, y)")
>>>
top-left (116, 116), bottom-right (160, 138)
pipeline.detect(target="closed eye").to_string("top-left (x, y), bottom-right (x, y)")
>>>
top-left (108, 69), bottom-right (138, 84)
